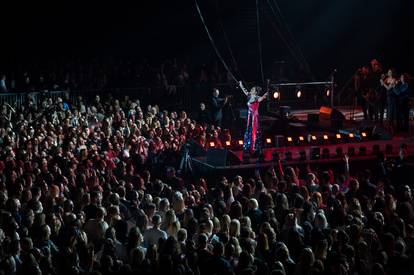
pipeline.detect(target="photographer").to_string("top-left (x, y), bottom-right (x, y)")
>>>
top-left (210, 88), bottom-right (231, 127)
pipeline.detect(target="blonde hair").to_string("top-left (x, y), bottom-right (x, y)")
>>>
top-left (229, 219), bottom-right (240, 237)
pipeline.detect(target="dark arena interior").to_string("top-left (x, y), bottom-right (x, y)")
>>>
top-left (1, 1), bottom-right (414, 275)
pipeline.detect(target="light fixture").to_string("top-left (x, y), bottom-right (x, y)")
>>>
top-left (266, 138), bottom-right (272, 144)
top-left (273, 90), bottom-right (280, 99)
top-left (299, 151), bottom-right (306, 160)
top-left (349, 133), bottom-right (354, 138)
top-left (209, 141), bottom-right (215, 147)
top-left (225, 140), bottom-right (231, 146)
top-left (238, 140), bottom-right (244, 145)
top-left (326, 88), bottom-right (331, 97)
top-left (296, 89), bottom-right (302, 98)
top-left (287, 137), bottom-right (293, 142)
top-left (336, 134), bottom-right (342, 139)
top-left (386, 144), bottom-right (393, 154)
top-left (299, 136), bottom-right (305, 142)
top-left (311, 135), bottom-right (317, 141)
top-left (323, 135), bottom-right (329, 140)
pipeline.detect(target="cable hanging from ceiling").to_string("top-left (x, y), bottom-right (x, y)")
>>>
top-left (193, 0), bottom-right (239, 84)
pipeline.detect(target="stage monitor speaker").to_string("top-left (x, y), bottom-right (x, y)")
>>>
top-left (307, 113), bottom-right (319, 123)
top-left (206, 148), bottom-right (242, 166)
top-left (319, 106), bottom-right (345, 120)
top-left (319, 106), bottom-right (345, 128)
top-left (371, 125), bottom-right (392, 140)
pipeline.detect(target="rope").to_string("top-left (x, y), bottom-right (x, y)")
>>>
top-left (194, 0), bottom-right (239, 84)
top-left (256, 0), bottom-right (265, 86)
top-left (213, 0), bottom-right (245, 81)
top-left (270, 0), bottom-right (314, 79)
top-left (265, 0), bottom-right (314, 80)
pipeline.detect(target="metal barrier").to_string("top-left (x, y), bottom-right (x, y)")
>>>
top-left (0, 91), bottom-right (70, 107)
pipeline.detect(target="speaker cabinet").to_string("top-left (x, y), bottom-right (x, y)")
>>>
top-left (206, 148), bottom-right (242, 166)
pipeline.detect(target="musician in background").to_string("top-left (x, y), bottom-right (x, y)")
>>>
top-left (394, 73), bottom-right (411, 132)
top-left (370, 59), bottom-right (386, 122)
top-left (354, 66), bottom-right (374, 120)
top-left (210, 88), bottom-right (230, 127)
top-left (380, 68), bottom-right (398, 129)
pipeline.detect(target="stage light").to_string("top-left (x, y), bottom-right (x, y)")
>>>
top-left (336, 134), bottom-right (342, 139)
top-left (349, 133), bottom-right (354, 138)
top-left (359, 146), bottom-right (367, 156)
top-left (323, 135), bottom-right (329, 140)
top-left (272, 151), bottom-right (280, 161)
top-left (311, 147), bottom-right (320, 160)
top-left (361, 132), bottom-right (367, 138)
top-left (386, 144), bottom-right (393, 154)
top-left (311, 135), bottom-right (317, 141)
top-left (273, 90), bottom-right (280, 99)
top-left (225, 140), bottom-right (231, 146)
top-left (299, 136), bottom-right (305, 142)
top-left (266, 138), bottom-right (272, 144)
top-left (299, 151), bottom-right (306, 160)
top-left (238, 140), bottom-right (244, 145)
top-left (326, 88), bottom-right (331, 97)
top-left (322, 148), bottom-right (330, 158)
top-left (372, 144), bottom-right (381, 155)
top-left (287, 137), bottom-right (293, 142)
top-left (296, 90), bottom-right (302, 98)
top-left (209, 141), bottom-right (215, 148)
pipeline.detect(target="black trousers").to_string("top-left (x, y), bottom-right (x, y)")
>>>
top-left (397, 98), bottom-right (410, 132)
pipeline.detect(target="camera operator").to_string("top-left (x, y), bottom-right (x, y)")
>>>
top-left (210, 88), bottom-right (231, 127)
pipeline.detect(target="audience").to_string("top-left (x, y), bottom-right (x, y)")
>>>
top-left (0, 68), bottom-right (413, 275)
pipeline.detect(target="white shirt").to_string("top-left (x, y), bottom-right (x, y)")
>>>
top-left (143, 227), bottom-right (167, 247)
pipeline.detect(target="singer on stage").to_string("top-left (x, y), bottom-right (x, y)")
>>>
top-left (239, 81), bottom-right (268, 154)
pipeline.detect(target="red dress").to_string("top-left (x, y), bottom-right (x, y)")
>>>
top-left (243, 97), bottom-right (261, 153)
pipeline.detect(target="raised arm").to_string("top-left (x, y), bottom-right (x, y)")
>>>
top-left (258, 92), bottom-right (269, 102)
top-left (239, 81), bottom-right (249, 96)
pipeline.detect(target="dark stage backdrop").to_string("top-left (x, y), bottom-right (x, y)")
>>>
top-left (1, 0), bottom-right (413, 84)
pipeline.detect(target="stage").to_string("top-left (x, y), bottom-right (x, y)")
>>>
top-left (191, 105), bottom-right (414, 177)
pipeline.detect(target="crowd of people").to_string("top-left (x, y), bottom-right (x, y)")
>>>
top-left (354, 59), bottom-right (412, 132)
top-left (0, 57), bottom-right (232, 93)
top-left (0, 88), bottom-right (413, 275)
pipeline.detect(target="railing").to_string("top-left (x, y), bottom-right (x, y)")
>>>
top-left (0, 91), bottom-right (71, 108)
top-left (0, 81), bottom-right (367, 112)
